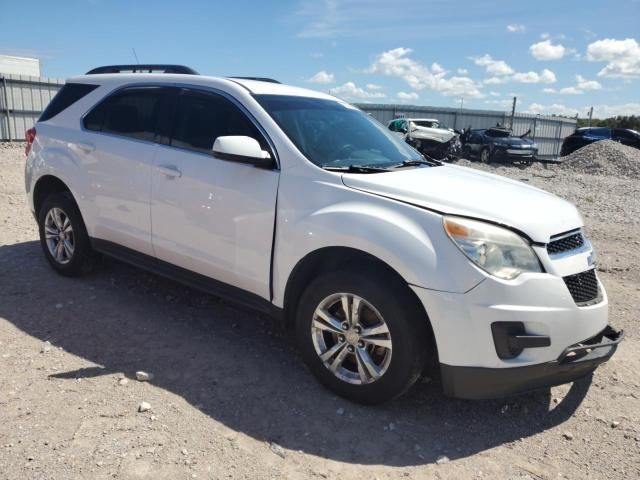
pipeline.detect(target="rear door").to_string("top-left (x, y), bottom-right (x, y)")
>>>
top-left (81, 86), bottom-right (169, 255)
top-left (150, 87), bottom-right (279, 299)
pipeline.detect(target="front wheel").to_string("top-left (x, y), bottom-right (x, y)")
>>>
top-left (480, 147), bottom-right (492, 164)
top-left (296, 268), bottom-right (430, 404)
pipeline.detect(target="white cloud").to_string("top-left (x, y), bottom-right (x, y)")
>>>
top-left (529, 40), bottom-right (567, 60)
top-left (512, 68), bottom-right (557, 84)
top-left (547, 75), bottom-right (602, 95)
top-left (366, 83), bottom-right (383, 90)
top-left (474, 54), bottom-right (556, 84)
top-left (586, 38), bottom-right (640, 78)
top-left (307, 70), bottom-right (335, 84)
top-left (489, 91), bottom-right (500, 96)
top-left (576, 75), bottom-right (602, 91)
top-left (368, 47), bottom-right (483, 98)
top-left (484, 76), bottom-right (509, 85)
top-left (507, 24), bottom-right (525, 33)
top-left (457, 68), bottom-right (469, 75)
top-left (484, 99), bottom-right (515, 109)
top-left (472, 54), bottom-right (514, 76)
top-left (329, 81), bottom-right (386, 100)
top-left (397, 91), bottom-right (419, 101)
top-left (526, 103), bottom-right (580, 116)
top-left (526, 102), bottom-right (640, 118)
top-left (559, 86), bottom-right (583, 95)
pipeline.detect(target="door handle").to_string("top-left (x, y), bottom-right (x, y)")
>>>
top-left (75, 142), bottom-right (95, 153)
top-left (157, 165), bottom-right (182, 178)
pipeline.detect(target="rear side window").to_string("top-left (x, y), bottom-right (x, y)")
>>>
top-left (171, 89), bottom-right (268, 154)
top-left (39, 83), bottom-right (98, 122)
top-left (83, 87), bottom-right (166, 142)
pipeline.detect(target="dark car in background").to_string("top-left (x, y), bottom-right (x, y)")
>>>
top-left (560, 127), bottom-right (640, 156)
top-left (461, 127), bottom-right (538, 163)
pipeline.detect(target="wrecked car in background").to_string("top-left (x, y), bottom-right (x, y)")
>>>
top-left (388, 117), bottom-right (461, 160)
top-left (461, 127), bottom-right (538, 164)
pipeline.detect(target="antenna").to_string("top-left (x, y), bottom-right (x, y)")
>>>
top-left (132, 48), bottom-right (140, 65)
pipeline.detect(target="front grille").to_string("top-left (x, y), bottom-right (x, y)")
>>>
top-left (563, 269), bottom-right (600, 305)
top-left (547, 231), bottom-right (585, 255)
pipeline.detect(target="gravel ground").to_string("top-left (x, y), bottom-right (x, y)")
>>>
top-left (1, 142), bottom-right (639, 479)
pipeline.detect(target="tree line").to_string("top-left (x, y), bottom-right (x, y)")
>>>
top-left (577, 115), bottom-right (640, 131)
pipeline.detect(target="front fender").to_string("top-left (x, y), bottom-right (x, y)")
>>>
top-left (272, 180), bottom-right (485, 307)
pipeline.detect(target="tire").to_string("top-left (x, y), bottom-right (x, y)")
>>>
top-left (296, 267), bottom-right (430, 404)
top-left (38, 192), bottom-right (100, 277)
top-left (480, 147), bottom-right (491, 164)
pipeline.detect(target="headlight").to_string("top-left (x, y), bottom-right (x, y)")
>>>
top-left (443, 216), bottom-right (542, 279)
top-left (530, 143), bottom-right (538, 149)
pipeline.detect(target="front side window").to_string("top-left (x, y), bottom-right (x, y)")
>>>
top-left (255, 95), bottom-right (422, 168)
top-left (83, 87), bottom-right (166, 142)
top-left (171, 89), bottom-right (268, 154)
top-left (584, 128), bottom-right (610, 140)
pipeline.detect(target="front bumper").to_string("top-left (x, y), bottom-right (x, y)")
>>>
top-left (440, 326), bottom-right (623, 399)
top-left (492, 146), bottom-right (537, 160)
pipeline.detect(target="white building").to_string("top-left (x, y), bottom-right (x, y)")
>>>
top-left (0, 55), bottom-right (41, 77)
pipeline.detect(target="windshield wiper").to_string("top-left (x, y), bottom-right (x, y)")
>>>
top-left (321, 164), bottom-right (391, 173)
top-left (392, 157), bottom-right (442, 168)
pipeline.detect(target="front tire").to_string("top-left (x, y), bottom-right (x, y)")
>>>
top-left (480, 147), bottom-right (492, 164)
top-left (296, 267), bottom-right (429, 404)
top-left (38, 192), bottom-right (99, 277)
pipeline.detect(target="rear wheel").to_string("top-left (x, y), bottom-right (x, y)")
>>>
top-left (296, 267), bottom-right (429, 404)
top-left (38, 193), bottom-right (99, 276)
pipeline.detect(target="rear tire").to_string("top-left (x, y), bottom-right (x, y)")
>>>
top-left (38, 192), bottom-right (100, 277)
top-left (296, 267), bottom-right (429, 404)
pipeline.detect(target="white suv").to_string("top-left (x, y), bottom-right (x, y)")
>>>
top-left (25, 64), bottom-right (623, 404)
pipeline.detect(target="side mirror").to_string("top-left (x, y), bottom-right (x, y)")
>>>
top-left (212, 136), bottom-right (273, 168)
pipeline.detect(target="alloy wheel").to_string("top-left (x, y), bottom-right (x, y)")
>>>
top-left (311, 293), bottom-right (392, 385)
top-left (44, 207), bottom-right (75, 264)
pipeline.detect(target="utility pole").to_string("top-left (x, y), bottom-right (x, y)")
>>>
top-left (588, 106), bottom-right (593, 127)
top-left (509, 96), bottom-right (517, 130)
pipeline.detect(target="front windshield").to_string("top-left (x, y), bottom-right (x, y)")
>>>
top-left (484, 129), bottom-right (511, 138)
top-left (413, 120), bottom-right (439, 128)
top-left (255, 95), bottom-right (423, 168)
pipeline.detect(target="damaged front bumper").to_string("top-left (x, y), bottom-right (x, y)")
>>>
top-left (440, 326), bottom-right (624, 400)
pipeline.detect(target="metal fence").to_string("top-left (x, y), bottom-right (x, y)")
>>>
top-left (0, 75), bottom-right (577, 158)
top-left (356, 103), bottom-right (577, 159)
top-left (0, 74), bottom-right (64, 141)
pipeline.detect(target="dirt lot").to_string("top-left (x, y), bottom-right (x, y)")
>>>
top-left (1, 143), bottom-right (639, 479)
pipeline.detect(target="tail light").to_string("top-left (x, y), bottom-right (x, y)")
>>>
top-left (25, 127), bottom-right (36, 156)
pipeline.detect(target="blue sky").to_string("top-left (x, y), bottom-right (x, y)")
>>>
top-left (1, 0), bottom-right (639, 118)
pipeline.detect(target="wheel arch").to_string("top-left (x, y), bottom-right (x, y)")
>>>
top-left (33, 175), bottom-right (76, 218)
top-left (282, 246), bottom-right (437, 356)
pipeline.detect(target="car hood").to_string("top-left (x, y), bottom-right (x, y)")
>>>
top-left (410, 126), bottom-right (455, 143)
top-left (341, 164), bottom-right (581, 243)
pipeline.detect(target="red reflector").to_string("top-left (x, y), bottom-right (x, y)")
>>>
top-left (25, 127), bottom-right (36, 156)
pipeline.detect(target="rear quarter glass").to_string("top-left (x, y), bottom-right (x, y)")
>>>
top-left (39, 83), bottom-right (99, 122)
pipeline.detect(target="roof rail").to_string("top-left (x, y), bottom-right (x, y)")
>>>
top-left (86, 64), bottom-right (199, 75)
top-left (228, 76), bottom-right (281, 84)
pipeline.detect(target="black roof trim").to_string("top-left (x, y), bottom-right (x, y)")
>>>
top-left (228, 76), bottom-right (281, 84)
top-left (86, 64), bottom-right (199, 75)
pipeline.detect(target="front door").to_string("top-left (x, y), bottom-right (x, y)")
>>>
top-left (150, 88), bottom-right (279, 299)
